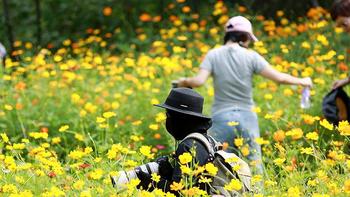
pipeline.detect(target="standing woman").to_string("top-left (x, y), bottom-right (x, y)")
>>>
top-left (176, 16), bottom-right (312, 174)
top-left (330, 0), bottom-right (350, 89)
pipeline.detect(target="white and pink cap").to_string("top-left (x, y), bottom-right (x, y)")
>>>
top-left (225, 16), bottom-right (258, 42)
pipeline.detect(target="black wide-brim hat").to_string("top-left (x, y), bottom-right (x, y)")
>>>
top-left (154, 88), bottom-right (210, 120)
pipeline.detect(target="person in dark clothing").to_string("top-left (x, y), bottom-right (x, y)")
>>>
top-left (135, 88), bottom-right (213, 194)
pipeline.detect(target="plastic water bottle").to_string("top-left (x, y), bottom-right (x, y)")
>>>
top-left (0, 42), bottom-right (6, 59)
top-left (300, 87), bottom-right (311, 109)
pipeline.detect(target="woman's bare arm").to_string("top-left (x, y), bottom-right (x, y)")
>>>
top-left (177, 69), bottom-right (211, 88)
top-left (259, 65), bottom-right (312, 87)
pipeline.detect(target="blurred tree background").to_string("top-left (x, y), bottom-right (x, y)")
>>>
top-left (0, 0), bottom-right (334, 53)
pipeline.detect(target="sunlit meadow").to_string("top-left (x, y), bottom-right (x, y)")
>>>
top-left (0, 1), bottom-right (350, 196)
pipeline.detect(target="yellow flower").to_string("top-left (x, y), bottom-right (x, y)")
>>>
top-left (84, 147), bottom-right (93, 154)
top-left (151, 98), bottom-right (160, 105)
top-left (306, 132), bottom-right (319, 141)
top-left (224, 179), bottom-right (242, 191)
top-left (316, 34), bottom-right (329, 46)
top-left (96, 117), bottom-right (106, 123)
top-left (227, 121), bottom-right (239, 126)
top-left (344, 179), bottom-right (350, 193)
top-left (4, 104), bottom-right (13, 111)
top-left (285, 128), bottom-right (303, 140)
top-left (199, 176), bottom-right (212, 184)
top-left (132, 120), bottom-right (142, 126)
top-left (155, 112), bottom-right (166, 122)
top-left (29, 132), bottom-right (48, 139)
top-left (178, 152), bottom-right (192, 164)
top-left (337, 120), bottom-right (350, 136)
top-left (2, 184), bottom-right (18, 193)
top-left (52, 137), bottom-right (61, 144)
top-left (255, 137), bottom-right (269, 145)
top-left (140, 145), bottom-right (154, 159)
top-left (264, 94), bottom-right (273, 100)
top-left (103, 111), bottom-right (116, 119)
top-left (59, 125), bottom-right (69, 132)
top-left (73, 180), bottom-right (85, 190)
top-left (71, 93), bottom-right (81, 104)
top-left (13, 143), bottom-right (25, 150)
top-left (15, 176), bottom-right (25, 184)
top-left (301, 114), bottom-right (319, 125)
top-left (234, 138), bottom-right (244, 147)
top-left (252, 106), bottom-right (261, 113)
top-left (307, 179), bottom-right (318, 187)
top-left (265, 180), bottom-right (277, 187)
top-left (123, 160), bottom-right (138, 168)
top-left (240, 146), bottom-right (250, 156)
top-left (300, 147), bottom-right (313, 155)
top-left (1, 133), bottom-right (9, 143)
top-left (287, 186), bottom-right (301, 197)
top-left (273, 157), bottom-right (285, 166)
top-left (75, 133), bottom-right (84, 141)
top-left (301, 41), bottom-right (311, 49)
top-left (68, 150), bottom-right (85, 160)
top-left (319, 119), bottom-right (333, 130)
top-left (205, 163), bottom-right (218, 176)
top-left (89, 168), bottom-right (104, 180)
top-left (80, 189), bottom-right (91, 197)
top-left (151, 173), bottom-right (160, 183)
top-left (170, 181), bottom-right (184, 191)
top-left (193, 166), bottom-right (205, 175)
top-left (283, 88), bottom-right (294, 96)
top-left (312, 194), bottom-right (330, 197)
top-left (149, 124), bottom-right (159, 131)
top-left (180, 165), bottom-right (192, 175)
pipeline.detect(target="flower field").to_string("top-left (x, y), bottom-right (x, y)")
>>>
top-left (0, 1), bottom-right (350, 196)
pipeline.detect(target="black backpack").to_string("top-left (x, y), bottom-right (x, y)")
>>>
top-left (322, 88), bottom-right (350, 125)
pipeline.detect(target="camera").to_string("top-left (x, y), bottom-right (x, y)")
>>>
top-left (110, 161), bottom-right (159, 187)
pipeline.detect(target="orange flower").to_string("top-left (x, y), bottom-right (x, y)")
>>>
top-left (15, 103), bottom-right (23, 110)
top-left (103, 7), bottom-right (112, 16)
top-left (273, 130), bottom-right (285, 142)
top-left (154, 133), bottom-right (161, 139)
top-left (139, 13), bottom-right (152, 22)
top-left (47, 43), bottom-right (54, 49)
top-left (86, 28), bottom-right (94, 34)
top-left (338, 62), bottom-right (348, 72)
top-left (199, 20), bottom-right (207, 27)
top-left (182, 6), bottom-right (191, 13)
top-left (296, 24), bottom-right (308, 33)
top-left (169, 15), bottom-right (178, 22)
top-left (104, 33), bottom-right (112, 38)
top-left (153, 16), bottom-right (162, 22)
top-left (191, 14), bottom-right (199, 19)
top-left (222, 142), bottom-right (229, 150)
top-left (15, 81), bottom-right (26, 91)
top-left (256, 15), bottom-right (265, 21)
top-left (40, 127), bottom-right (49, 133)
top-left (238, 6), bottom-right (247, 13)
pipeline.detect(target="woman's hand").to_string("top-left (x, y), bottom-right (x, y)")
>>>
top-left (299, 77), bottom-right (313, 87)
top-left (177, 77), bottom-right (188, 87)
top-left (332, 78), bottom-right (350, 89)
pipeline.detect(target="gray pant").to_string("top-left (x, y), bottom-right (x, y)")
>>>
top-left (208, 109), bottom-right (263, 175)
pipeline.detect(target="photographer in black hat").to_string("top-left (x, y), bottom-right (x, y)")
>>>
top-left (135, 88), bottom-right (213, 194)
